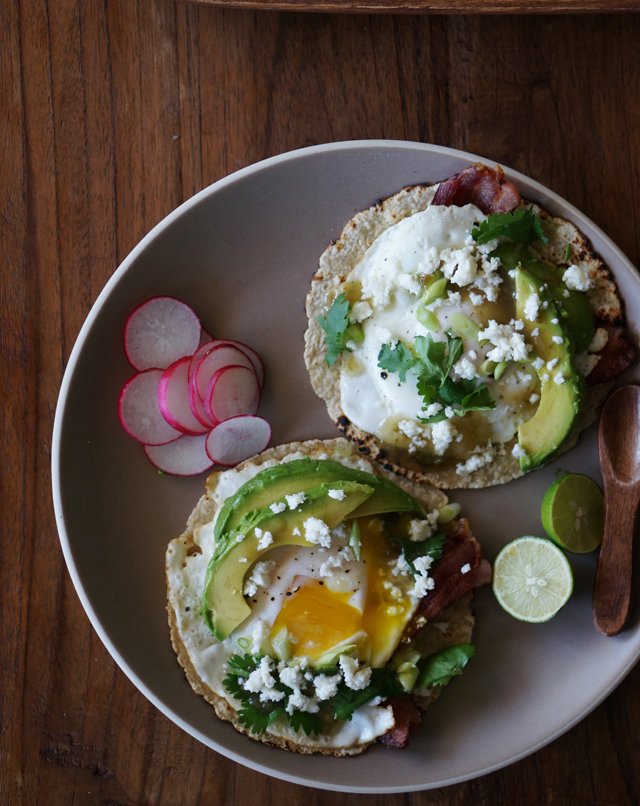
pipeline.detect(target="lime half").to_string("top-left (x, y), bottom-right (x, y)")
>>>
top-left (541, 473), bottom-right (604, 553)
top-left (493, 536), bottom-right (573, 622)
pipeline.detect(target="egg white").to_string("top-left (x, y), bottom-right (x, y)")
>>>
top-left (339, 203), bottom-right (539, 461)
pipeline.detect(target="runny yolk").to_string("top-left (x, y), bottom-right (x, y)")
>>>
top-left (270, 581), bottom-right (361, 661)
top-left (269, 518), bottom-right (414, 667)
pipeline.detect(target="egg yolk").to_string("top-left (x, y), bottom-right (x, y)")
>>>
top-left (269, 518), bottom-right (414, 667)
top-left (270, 581), bottom-right (361, 661)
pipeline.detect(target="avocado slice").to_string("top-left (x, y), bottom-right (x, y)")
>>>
top-left (492, 242), bottom-right (595, 352)
top-left (202, 480), bottom-right (374, 639)
top-left (515, 268), bottom-right (584, 471)
top-left (213, 457), bottom-right (424, 545)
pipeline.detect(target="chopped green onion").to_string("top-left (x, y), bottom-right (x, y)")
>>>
top-left (450, 312), bottom-right (481, 341)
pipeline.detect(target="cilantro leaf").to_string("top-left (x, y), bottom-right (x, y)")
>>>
top-left (415, 644), bottom-right (475, 690)
top-left (472, 207), bottom-right (548, 246)
top-left (288, 711), bottom-right (323, 736)
top-left (413, 334), bottom-right (448, 385)
top-left (331, 669), bottom-right (404, 721)
top-left (397, 534), bottom-right (444, 576)
top-left (378, 341), bottom-right (417, 382)
top-left (317, 293), bottom-right (351, 367)
top-left (237, 706), bottom-right (284, 734)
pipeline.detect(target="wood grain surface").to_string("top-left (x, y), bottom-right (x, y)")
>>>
top-left (3, 2), bottom-right (640, 804)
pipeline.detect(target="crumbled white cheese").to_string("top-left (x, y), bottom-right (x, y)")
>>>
top-left (447, 290), bottom-right (462, 306)
top-left (397, 272), bottom-right (422, 295)
top-left (552, 335), bottom-right (564, 345)
top-left (478, 319), bottom-right (529, 363)
top-left (529, 393), bottom-right (540, 404)
top-left (285, 688), bottom-right (320, 715)
top-left (398, 418), bottom-right (429, 453)
top-left (460, 563), bottom-right (471, 575)
top-left (292, 526), bottom-right (301, 536)
top-left (512, 443), bottom-right (527, 460)
top-left (417, 246), bottom-right (441, 276)
top-left (410, 554), bottom-right (435, 598)
top-left (452, 356), bottom-right (478, 381)
top-left (339, 655), bottom-right (372, 691)
top-left (303, 517), bottom-right (332, 548)
top-left (243, 560), bottom-right (275, 597)
top-left (319, 547), bottom-right (354, 577)
top-left (531, 327), bottom-right (540, 338)
top-left (285, 492), bottom-right (306, 510)
top-left (269, 501), bottom-right (287, 514)
top-left (254, 528), bottom-right (274, 550)
top-left (456, 444), bottom-right (494, 475)
top-left (422, 402), bottom-right (443, 419)
top-left (313, 673), bottom-right (342, 701)
top-left (243, 656), bottom-right (285, 703)
top-left (440, 246), bottom-right (478, 286)
top-left (351, 301), bottom-right (373, 323)
top-left (250, 619), bottom-right (268, 654)
top-left (327, 488), bottom-right (346, 501)
top-left (532, 357), bottom-right (545, 370)
top-left (546, 357), bottom-right (559, 371)
top-left (523, 292), bottom-right (540, 322)
top-left (553, 372), bottom-right (566, 385)
top-left (278, 663), bottom-right (305, 691)
top-left (469, 291), bottom-right (484, 306)
top-left (563, 263), bottom-right (593, 292)
top-left (431, 420), bottom-right (457, 455)
top-left (391, 552), bottom-right (413, 578)
top-left (408, 510), bottom-right (439, 542)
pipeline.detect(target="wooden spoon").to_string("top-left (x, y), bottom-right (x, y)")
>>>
top-left (594, 384), bottom-right (640, 636)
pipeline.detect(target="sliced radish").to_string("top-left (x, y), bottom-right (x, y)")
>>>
top-left (124, 296), bottom-right (201, 370)
top-left (188, 374), bottom-right (217, 429)
top-left (206, 365), bottom-right (260, 422)
top-left (157, 357), bottom-right (210, 435)
top-left (224, 339), bottom-right (265, 388)
top-left (144, 434), bottom-right (214, 476)
top-left (194, 344), bottom-right (255, 400)
top-left (118, 369), bottom-right (182, 446)
top-left (205, 416), bottom-right (271, 466)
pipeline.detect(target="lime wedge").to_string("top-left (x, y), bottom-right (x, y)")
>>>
top-left (492, 536), bottom-right (573, 622)
top-left (541, 473), bottom-right (604, 554)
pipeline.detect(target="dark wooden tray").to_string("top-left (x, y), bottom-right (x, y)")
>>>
top-left (180, 0), bottom-right (640, 13)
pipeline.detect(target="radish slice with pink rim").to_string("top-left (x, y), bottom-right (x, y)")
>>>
top-left (225, 339), bottom-right (265, 388)
top-left (188, 374), bottom-right (216, 429)
top-left (193, 344), bottom-right (255, 399)
top-left (124, 296), bottom-right (201, 370)
top-left (190, 339), bottom-right (264, 389)
top-left (205, 365), bottom-right (260, 422)
top-left (118, 369), bottom-right (182, 446)
top-left (144, 434), bottom-right (214, 476)
top-left (205, 416), bottom-right (271, 466)
top-left (157, 357), bottom-right (210, 435)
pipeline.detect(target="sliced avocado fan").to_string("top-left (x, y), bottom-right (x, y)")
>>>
top-left (515, 268), bottom-right (584, 471)
top-left (213, 457), bottom-right (425, 545)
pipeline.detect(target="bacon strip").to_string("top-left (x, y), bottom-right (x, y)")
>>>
top-left (432, 163), bottom-right (521, 215)
top-left (378, 519), bottom-right (490, 748)
top-left (378, 697), bottom-right (422, 749)
top-left (409, 518), bottom-right (491, 632)
top-left (587, 324), bottom-right (636, 385)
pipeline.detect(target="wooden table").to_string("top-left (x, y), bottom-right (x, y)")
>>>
top-left (4, 2), bottom-right (640, 803)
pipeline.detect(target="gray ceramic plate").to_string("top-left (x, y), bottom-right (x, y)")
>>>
top-left (52, 141), bottom-right (640, 793)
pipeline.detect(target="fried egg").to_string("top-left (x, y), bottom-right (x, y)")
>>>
top-left (166, 447), bottom-right (444, 751)
top-left (339, 203), bottom-right (539, 467)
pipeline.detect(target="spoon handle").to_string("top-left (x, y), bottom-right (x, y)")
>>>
top-left (593, 483), bottom-right (639, 636)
